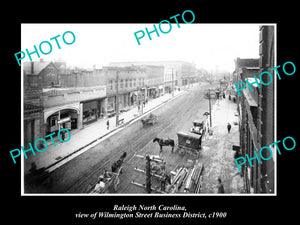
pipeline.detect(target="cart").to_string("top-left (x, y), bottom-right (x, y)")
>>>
top-left (88, 152), bottom-right (126, 194)
top-left (89, 168), bottom-right (122, 193)
top-left (141, 113), bottom-right (158, 126)
top-left (190, 120), bottom-right (205, 135)
top-left (176, 131), bottom-right (202, 158)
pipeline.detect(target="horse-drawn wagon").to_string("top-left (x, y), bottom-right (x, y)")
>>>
top-left (152, 131), bottom-right (202, 158)
top-left (176, 131), bottom-right (202, 158)
top-left (141, 113), bottom-right (158, 126)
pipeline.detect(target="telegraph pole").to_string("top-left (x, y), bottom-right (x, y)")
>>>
top-left (139, 87), bottom-right (143, 115)
top-left (171, 68), bottom-right (174, 97)
top-left (209, 88), bottom-right (212, 127)
top-left (115, 69), bottom-right (120, 126)
top-left (145, 155), bottom-right (151, 193)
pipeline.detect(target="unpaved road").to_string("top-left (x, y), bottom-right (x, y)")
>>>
top-left (30, 83), bottom-right (214, 193)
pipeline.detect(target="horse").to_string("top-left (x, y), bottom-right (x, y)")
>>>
top-left (111, 151), bottom-right (127, 173)
top-left (153, 137), bottom-right (175, 153)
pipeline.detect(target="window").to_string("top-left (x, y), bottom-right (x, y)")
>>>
top-left (109, 80), bottom-right (113, 90)
top-left (133, 78), bottom-right (136, 86)
top-left (125, 79), bottom-right (128, 87)
top-left (129, 79), bottom-right (132, 87)
top-left (120, 80), bottom-right (123, 88)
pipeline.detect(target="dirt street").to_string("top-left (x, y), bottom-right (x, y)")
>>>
top-left (40, 83), bottom-right (216, 193)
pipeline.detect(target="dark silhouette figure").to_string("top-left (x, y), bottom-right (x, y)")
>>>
top-left (227, 123), bottom-right (232, 133)
top-left (217, 178), bottom-right (225, 193)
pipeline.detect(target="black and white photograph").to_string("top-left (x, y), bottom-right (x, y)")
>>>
top-left (4, 5), bottom-right (298, 225)
top-left (20, 23), bottom-right (276, 195)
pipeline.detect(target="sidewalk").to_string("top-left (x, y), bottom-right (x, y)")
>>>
top-left (24, 89), bottom-right (186, 174)
top-left (200, 95), bottom-right (245, 194)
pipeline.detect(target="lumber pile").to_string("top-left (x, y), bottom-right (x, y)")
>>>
top-left (167, 164), bottom-right (204, 193)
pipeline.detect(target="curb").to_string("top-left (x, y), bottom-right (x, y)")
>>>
top-left (45, 91), bottom-right (186, 172)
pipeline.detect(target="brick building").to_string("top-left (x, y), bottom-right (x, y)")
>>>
top-left (23, 72), bottom-right (44, 149)
top-left (235, 25), bottom-right (275, 193)
top-left (109, 61), bottom-right (197, 92)
top-left (23, 60), bottom-right (107, 137)
top-left (258, 26), bottom-right (275, 193)
top-left (59, 68), bottom-right (105, 88)
top-left (102, 66), bottom-right (147, 113)
top-left (23, 60), bottom-right (60, 88)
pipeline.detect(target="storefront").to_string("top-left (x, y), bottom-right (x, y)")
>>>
top-left (82, 98), bottom-right (105, 125)
top-left (46, 108), bottom-right (79, 135)
top-left (158, 85), bottom-right (164, 96)
top-left (147, 87), bottom-right (159, 99)
top-left (107, 96), bottom-right (115, 111)
top-left (130, 91), bottom-right (138, 105)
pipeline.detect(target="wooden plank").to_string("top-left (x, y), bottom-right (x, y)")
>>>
top-left (134, 167), bottom-right (165, 180)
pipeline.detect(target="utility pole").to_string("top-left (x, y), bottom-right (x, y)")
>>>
top-left (145, 155), bottom-right (151, 193)
top-left (171, 68), bottom-right (174, 97)
top-left (209, 88), bottom-right (212, 127)
top-left (115, 69), bottom-right (120, 126)
top-left (139, 87), bottom-right (143, 115)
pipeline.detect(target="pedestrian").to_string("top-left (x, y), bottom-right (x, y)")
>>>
top-left (217, 177), bottom-right (225, 193)
top-left (227, 122), bottom-right (231, 134)
top-left (106, 119), bottom-right (110, 130)
top-left (60, 126), bottom-right (66, 141)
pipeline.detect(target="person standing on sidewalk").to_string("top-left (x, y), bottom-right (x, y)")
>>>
top-left (227, 122), bottom-right (232, 134)
top-left (60, 126), bottom-right (66, 141)
top-left (106, 119), bottom-right (110, 130)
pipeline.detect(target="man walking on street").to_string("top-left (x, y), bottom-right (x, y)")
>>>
top-left (227, 122), bottom-right (231, 134)
top-left (217, 177), bottom-right (225, 193)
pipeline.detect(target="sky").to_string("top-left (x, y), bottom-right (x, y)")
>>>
top-left (21, 23), bottom-right (262, 72)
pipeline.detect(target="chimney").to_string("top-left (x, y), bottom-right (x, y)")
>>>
top-left (31, 62), bottom-right (34, 74)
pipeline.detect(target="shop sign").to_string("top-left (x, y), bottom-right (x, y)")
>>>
top-left (58, 116), bottom-right (71, 124)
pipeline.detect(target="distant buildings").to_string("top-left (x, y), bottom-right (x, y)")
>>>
top-left (109, 61), bottom-right (198, 92)
top-left (23, 60), bottom-right (199, 147)
top-left (235, 26), bottom-right (275, 193)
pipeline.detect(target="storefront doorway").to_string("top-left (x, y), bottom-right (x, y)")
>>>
top-left (82, 98), bottom-right (105, 125)
top-left (46, 108), bottom-right (79, 135)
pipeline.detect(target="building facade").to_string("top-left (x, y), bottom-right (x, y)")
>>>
top-left (257, 26), bottom-right (275, 193)
top-left (235, 25), bottom-right (275, 193)
top-left (103, 66), bottom-right (147, 113)
top-left (23, 71), bottom-right (44, 149)
top-left (109, 60), bottom-right (197, 90)
top-left (23, 60), bottom-right (107, 140)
